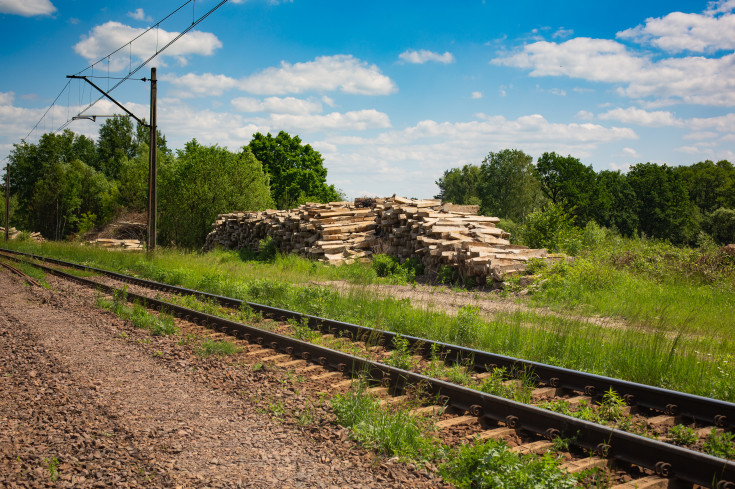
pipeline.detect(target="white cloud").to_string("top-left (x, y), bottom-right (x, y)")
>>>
top-left (231, 96), bottom-right (322, 115)
top-left (552, 27), bottom-right (574, 39)
top-left (0, 0), bottom-right (55, 16)
top-left (688, 112), bottom-right (735, 132)
top-left (73, 21), bottom-right (222, 72)
top-left (264, 109), bottom-right (391, 132)
top-left (398, 49), bottom-right (455, 64)
top-left (576, 110), bottom-right (594, 121)
top-left (492, 37), bottom-right (735, 107)
top-left (239, 55), bottom-right (397, 95)
top-left (163, 73), bottom-right (239, 97)
top-left (127, 8), bottom-right (152, 22)
top-left (598, 107), bottom-right (683, 127)
top-left (617, 4), bottom-right (735, 53)
top-left (471, 91), bottom-right (483, 99)
top-left (622, 147), bottom-right (639, 157)
top-left (683, 131), bottom-right (719, 140)
top-left (0, 92), bottom-right (14, 106)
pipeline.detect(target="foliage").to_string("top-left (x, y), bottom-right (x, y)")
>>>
top-left (331, 385), bottom-right (441, 461)
top-left (96, 116), bottom-right (137, 179)
top-left (536, 151), bottom-right (597, 225)
top-left (440, 438), bottom-right (577, 489)
top-left (703, 429), bottom-right (735, 460)
top-left (519, 203), bottom-right (582, 254)
top-left (372, 254), bottom-right (422, 283)
top-left (248, 131), bottom-right (341, 209)
top-left (195, 339), bottom-right (243, 357)
top-left (158, 141), bottom-right (273, 248)
top-left (478, 149), bottom-right (546, 222)
top-left (668, 425), bottom-right (697, 446)
top-left (627, 163), bottom-right (701, 244)
top-left (705, 207), bottom-right (735, 244)
top-left (385, 334), bottom-right (416, 370)
top-left (676, 159), bottom-right (735, 213)
top-left (435, 164), bottom-right (482, 206)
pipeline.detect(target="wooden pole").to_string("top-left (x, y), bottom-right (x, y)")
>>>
top-left (4, 164), bottom-right (8, 242)
top-left (148, 67), bottom-right (158, 251)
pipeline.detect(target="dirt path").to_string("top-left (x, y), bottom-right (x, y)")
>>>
top-left (0, 271), bottom-right (445, 488)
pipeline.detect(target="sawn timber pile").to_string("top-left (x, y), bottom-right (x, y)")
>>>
top-left (204, 197), bottom-right (549, 283)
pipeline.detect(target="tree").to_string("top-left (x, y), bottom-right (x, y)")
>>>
top-left (477, 149), bottom-right (545, 222)
top-left (536, 152), bottom-right (597, 225)
top-left (158, 141), bottom-right (273, 248)
top-left (435, 164), bottom-right (482, 206)
top-left (96, 116), bottom-right (138, 179)
top-left (675, 159), bottom-right (735, 214)
top-left (248, 131), bottom-right (341, 209)
top-left (627, 163), bottom-right (700, 243)
top-left (592, 170), bottom-right (638, 237)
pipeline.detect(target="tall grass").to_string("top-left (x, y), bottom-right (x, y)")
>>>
top-left (4, 240), bottom-right (734, 401)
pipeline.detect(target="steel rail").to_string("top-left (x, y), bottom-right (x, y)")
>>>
top-left (6, 250), bottom-right (735, 488)
top-left (2, 248), bottom-right (733, 431)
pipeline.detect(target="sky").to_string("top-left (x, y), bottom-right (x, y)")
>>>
top-left (1, 0), bottom-right (734, 199)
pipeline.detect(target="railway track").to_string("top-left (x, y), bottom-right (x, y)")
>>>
top-left (1, 247), bottom-right (734, 488)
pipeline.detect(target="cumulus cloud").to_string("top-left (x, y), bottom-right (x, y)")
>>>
top-left (617, 3), bottom-right (735, 53)
top-left (0, 0), bottom-right (55, 16)
top-left (163, 73), bottom-right (239, 97)
top-left (598, 107), bottom-right (683, 127)
top-left (398, 49), bottom-right (455, 64)
top-left (128, 8), bottom-right (152, 22)
top-left (471, 91), bottom-right (483, 99)
top-left (492, 37), bottom-right (735, 106)
top-left (74, 21), bottom-right (222, 72)
top-left (239, 55), bottom-right (397, 95)
top-left (0, 92), bottom-right (14, 106)
top-left (264, 110), bottom-right (391, 132)
top-left (231, 96), bottom-right (322, 115)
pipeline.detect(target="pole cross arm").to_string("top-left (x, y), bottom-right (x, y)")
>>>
top-left (67, 75), bottom-right (149, 128)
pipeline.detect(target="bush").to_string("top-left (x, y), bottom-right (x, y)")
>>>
top-left (519, 203), bottom-right (582, 254)
top-left (371, 254), bottom-right (422, 283)
top-left (706, 207), bottom-right (735, 244)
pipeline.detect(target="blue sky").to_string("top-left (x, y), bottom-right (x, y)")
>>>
top-left (1, 0), bottom-right (734, 199)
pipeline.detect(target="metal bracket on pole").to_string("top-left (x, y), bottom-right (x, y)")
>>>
top-left (66, 71), bottom-right (157, 251)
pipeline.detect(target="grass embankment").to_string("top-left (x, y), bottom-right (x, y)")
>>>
top-left (2, 238), bottom-right (733, 402)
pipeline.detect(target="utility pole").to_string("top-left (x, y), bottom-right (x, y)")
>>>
top-left (147, 67), bottom-right (158, 251)
top-left (68, 68), bottom-right (158, 252)
top-left (4, 164), bottom-right (8, 242)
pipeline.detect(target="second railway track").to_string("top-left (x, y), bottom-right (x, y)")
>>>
top-left (2, 247), bottom-right (734, 488)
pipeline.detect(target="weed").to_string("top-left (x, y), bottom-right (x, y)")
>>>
top-left (331, 385), bottom-right (441, 461)
top-left (153, 350), bottom-right (163, 357)
top-left (385, 334), bottom-right (416, 371)
top-left (440, 438), bottom-right (577, 488)
top-left (597, 388), bottom-right (627, 423)
top-left (177, 333), bottom-right (198, 346)
top-left (251, 361), bottom-right (264, 371)
top-left (703, 429), bottom-right (735, 460)
top-left (290, 317), bottom-right (318, 341)
top-left (195, 339), bottom-right (242, 357)
top-left (268, 399), bottom-right (286, 417)
top-left (42, 456), bottom-right (59, 483)
top-left (668, 425), bottom-right (698, 446)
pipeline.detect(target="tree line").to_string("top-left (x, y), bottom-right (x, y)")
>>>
top-left (4, 117), bottom-right (341, 248)
top-left (436, 149), bottom-right (735, 246)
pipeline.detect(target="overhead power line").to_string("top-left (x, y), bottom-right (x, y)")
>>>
top-left (22, 0), bottom-right (230, 142)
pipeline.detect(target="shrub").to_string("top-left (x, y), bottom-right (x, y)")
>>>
top-left (519, 203), bottom-right (582, 254)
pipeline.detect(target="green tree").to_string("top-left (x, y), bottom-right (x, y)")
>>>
top-left (435, 164), bottom-right (482, 206)
top-left (536, 152), bottom-right (597, 225)
top-left (705, 207), bottom-right (735, 244)
top-left (676, 160), bottom-right (735, 213)
top-left (96, 116), bottom-right (138, 179)
top-left (592, 170), bottom-right (639, 237)
top-left (478, 149), bottom-right (545, 222)
top-left (248, 131), bottom-right (341, 209)
top-left (159, 141), bottom-right (273, 248)
top-left (627, 163), bottom-right (700, 243)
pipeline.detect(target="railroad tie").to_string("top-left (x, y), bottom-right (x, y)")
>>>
top-left (609, 476), bottom-right (669, 489)
top-left (435, 415), bottom-right (479, 429)
top-left (560, 456), bottom-right (607, 474)
top-left (409, 405), bottom-right (446, 417)
top-left (509, 440), bottom-right (553, 455)
top-left (468, 427), bottom-right (516, 441)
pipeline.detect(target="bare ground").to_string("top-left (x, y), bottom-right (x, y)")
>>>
top-left (0, 270), bottom-right (447, 488)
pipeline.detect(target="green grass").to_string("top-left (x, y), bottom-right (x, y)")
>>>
top-left (95, 288), bottom-right (179, 336)
top-left (195, 338), bottom-right (242, 357)
top-left (331, 384), bottom-right (440, 461)
top-left (4, 239), bottom-right (734, 401)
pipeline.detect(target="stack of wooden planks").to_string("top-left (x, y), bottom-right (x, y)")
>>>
top-left (88, 238), bottom-right (144, 251)
top-left (1, 227), bottom-right (44, 242)
top-left (204, 197), bottom-right (549, 283)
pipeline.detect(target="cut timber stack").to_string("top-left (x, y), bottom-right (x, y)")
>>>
top-left (88, 238), bottom-right (144, 251)
top-left (204, 197), bottom-right (549, 284)
top-left (0, 227), bottom-right (44, 242)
